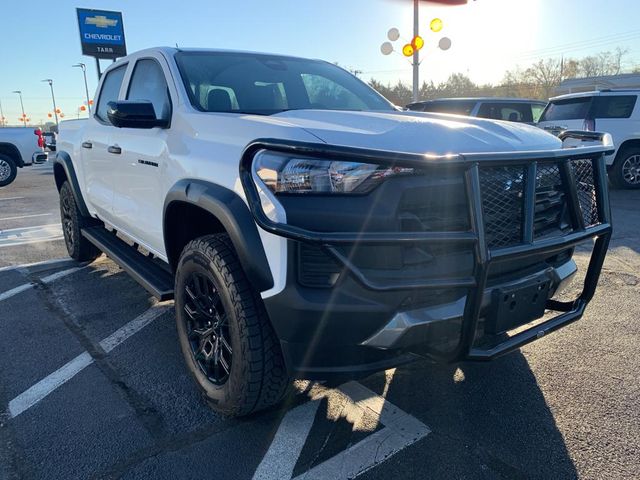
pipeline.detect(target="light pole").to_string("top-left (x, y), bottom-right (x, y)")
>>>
top-left (42, 79), bottom-right (59, 128)
top-left (73, 63), bottom-right (92, 115)
top-left (412, 0), bottom-right (420, 103)
top-left (12, 91), bottom-right (26, 127)
top-left (381, 0), bottom-right (457, 103)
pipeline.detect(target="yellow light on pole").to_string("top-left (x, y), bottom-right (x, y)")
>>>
top-left (411, 35), bottom-right (424, 51)
top-left (402, 43), bottom-right (415, 57)
top-left (430, 18), bottom-right (443, 32)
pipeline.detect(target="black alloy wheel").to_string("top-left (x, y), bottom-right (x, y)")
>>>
top-left (58, 181), bottom-right (100, 261)
top-left (174, 234), bottom-right (290, 416)
top-left (60, 187), bottom-right (76, 252)
top-left (183, 272), bottom-right (233, 385)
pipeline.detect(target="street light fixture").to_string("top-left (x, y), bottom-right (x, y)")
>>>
top-left (73, 63), bottom-right (92, 115)
top-left (380, 0), bottom-right (460, 103)
top-left (42, 79), bottom-right (59, 128)
top-left (12, 91), bottom-right (26, 127)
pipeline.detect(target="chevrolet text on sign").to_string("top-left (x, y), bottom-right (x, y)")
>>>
top-left (76, 8), bottom-right (127, 59)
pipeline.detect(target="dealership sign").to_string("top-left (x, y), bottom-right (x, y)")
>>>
top-left (76, 8), bottom-right (127, 59)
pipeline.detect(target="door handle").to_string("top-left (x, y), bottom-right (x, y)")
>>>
top-left (107, 145), bottom-right (122, 155)
top-left (81, 141), bottom-right (93, 149)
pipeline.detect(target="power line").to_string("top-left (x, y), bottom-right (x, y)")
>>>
top-left (508, 29), bottom-right (640, 58)
top-left (508, 34), bottom-right (640, 63)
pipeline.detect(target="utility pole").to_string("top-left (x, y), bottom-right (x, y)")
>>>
top-left (12, 91), bottom-right (26, 127)
top-left (0, 99), bottom-right (5, 127)
top-left (412, 0), bottom-right (420, 103)
top-left (73, 63), bottom-right (92, 114)
top-left (42, 79), bottom-right (59, 128)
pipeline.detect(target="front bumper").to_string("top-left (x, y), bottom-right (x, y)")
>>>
top-left (240, 134), bottom-right (614, 377)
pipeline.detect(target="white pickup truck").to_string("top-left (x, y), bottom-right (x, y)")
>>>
top-left (55, 47), bottom-right (614, 416)
top-left (0, 127), bottom-right (46, 186)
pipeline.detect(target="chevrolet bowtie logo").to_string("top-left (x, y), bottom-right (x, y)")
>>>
top-left (85, 15), bottom-right (118, 28)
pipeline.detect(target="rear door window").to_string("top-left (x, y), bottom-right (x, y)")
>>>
top-left (539, 97), bottom-right (592, 122)
top-left (421, 101), bottom-right (477, 116)
top-left (591, 95), bottom-right (637, 119)
top-left (477, 102), bottom-right (534, 122)
top-left (95, 65), bottom-right (127, 124)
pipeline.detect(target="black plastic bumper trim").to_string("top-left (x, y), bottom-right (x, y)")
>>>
top-left (467, 300), bottom-right (587, 361)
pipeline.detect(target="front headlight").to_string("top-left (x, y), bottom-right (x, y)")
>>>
top-left (254, 151), bottom-right (415, 194)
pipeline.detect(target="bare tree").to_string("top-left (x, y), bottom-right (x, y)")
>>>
top-left (579, 48), bottom-right (629, 77)
top-left (524, 58), bottom-right (562, 99)
top-left (368, 48), bottom-right (633, 105)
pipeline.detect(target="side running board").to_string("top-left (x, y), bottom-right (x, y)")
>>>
top-left (81, 226), bottom-right (174, 301)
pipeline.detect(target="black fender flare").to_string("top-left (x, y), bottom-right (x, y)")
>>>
top-left (164, 179), bottom-right (274, 292)
top-left (53, 151), bottom-right (91, 217)
top-left (0, 142), bottom-right (24, 167)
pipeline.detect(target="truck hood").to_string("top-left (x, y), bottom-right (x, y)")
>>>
top-left (270, 110), bottom-right (561, 154)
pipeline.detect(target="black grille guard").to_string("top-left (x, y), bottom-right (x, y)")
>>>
top-left (239, 133), bottom-right (614, 362)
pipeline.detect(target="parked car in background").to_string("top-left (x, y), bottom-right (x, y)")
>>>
top-left (43, 132), bottom-right (56, 152)
top-left (406, 97), bottom-right (547, 124)
top-left (0, 127), bottom-right (45, 187)
top-left (537, 89), bottom-right (640, 189)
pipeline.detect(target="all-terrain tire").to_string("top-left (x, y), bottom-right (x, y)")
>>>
top-left (175, 234), bottom-right (290, 416)
top-left (59, 181), bottom-right (101, 261)
top-left (610, 146), bottom-right (640, 189)
top-left (0, 154), bottom-right (17, 187)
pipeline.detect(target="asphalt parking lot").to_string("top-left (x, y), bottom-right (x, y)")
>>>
top-left (0, 161), bottom-right (639, 480)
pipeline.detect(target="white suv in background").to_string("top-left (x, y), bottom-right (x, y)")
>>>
top-left (537, 90), bottom-right (640, 189)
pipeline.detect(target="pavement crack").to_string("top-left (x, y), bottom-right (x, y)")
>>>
top-left (89, 417), bottom-right (248, 480)
top-left (33, 277), bottom-right (169, 443)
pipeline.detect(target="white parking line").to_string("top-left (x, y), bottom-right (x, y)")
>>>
top-left (0, 257), bottom-right (75, 274)
top-left (0, 213), bottom-right (52, 222)
top-left (254, 381), bottom-right (430, 480)
top-left (7, 304), bottom-right (171, 418)
top-left (252, 399), bottom-right (321, 480)
top-left (0, 283), bottom-right (33, 302)
top-left (0, 267), bottom-right (82, 303)
top-left (0, 197), bottom-right (25, 201)
top-left (7, 352), bottom-right (94, 419)
top-left (99, 305), bottom-right (171, 353)
top-left (0, 223), bottom-right (63, 248)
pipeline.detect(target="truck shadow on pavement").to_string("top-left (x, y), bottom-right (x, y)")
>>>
top-left (360, 354), bottom-right (578, 479)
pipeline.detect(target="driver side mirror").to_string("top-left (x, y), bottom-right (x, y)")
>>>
top-left (107, 101), bottom-right (169, 129)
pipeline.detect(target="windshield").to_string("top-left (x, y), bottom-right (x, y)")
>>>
top-left (174, 51), bottom-right (394, 115)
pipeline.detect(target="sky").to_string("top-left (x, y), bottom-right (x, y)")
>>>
top-left (1, 0), bottom-right (640, 125)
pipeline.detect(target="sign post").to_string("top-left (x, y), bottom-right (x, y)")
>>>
top-left (76, 8), bottom-right (127, 79)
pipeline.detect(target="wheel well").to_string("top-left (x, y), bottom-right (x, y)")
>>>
top-left (164, 201), bottom-right (227, 272)
top-left (615, 139), bottom-right (640, 161)
top-left (0, 143), bottom-right (22, 165)
top-left (53, 162), bottom-right (68, 191)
